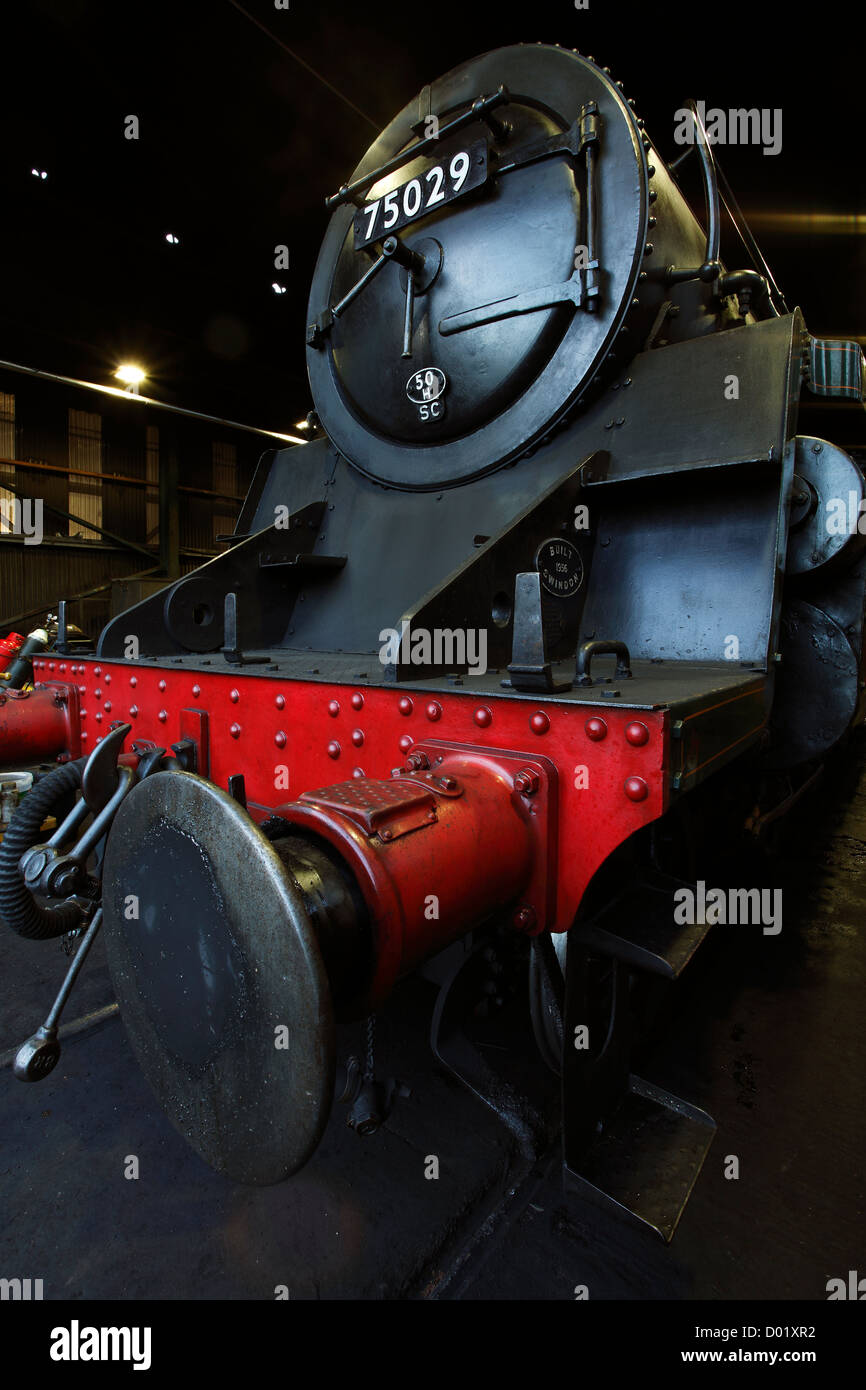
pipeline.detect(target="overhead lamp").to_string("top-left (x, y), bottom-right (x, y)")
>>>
top-left (114, 364), bottom-right (146, 395)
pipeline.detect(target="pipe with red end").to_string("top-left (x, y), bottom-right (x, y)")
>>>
top-left (276, 742), bottom-right (556, 1010)
top-left (0, 683), bottom-right (81, 764)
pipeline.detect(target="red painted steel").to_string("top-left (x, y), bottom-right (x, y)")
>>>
top-left (0, 681), bottom-right (81, 762)
top-left (25, 658), bottom-right (670, 932)
top-left (285, 749), bottom-right (540, 1006)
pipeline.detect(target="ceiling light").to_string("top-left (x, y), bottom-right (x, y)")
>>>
top-left (114, 364), bottom-right (146, 395)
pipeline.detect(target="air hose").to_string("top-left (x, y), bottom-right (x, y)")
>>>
top-left (0, 758), bottom-right (87, 939)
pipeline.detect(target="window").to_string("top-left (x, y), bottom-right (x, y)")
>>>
top-left (146, 425), bottom-right (159, 546)
top-left (212, 440), bottom-right (237, 542)
top-left (0, 391), bottom-right (15, 522)
top-left (68, 409), bottom-right (102, 539)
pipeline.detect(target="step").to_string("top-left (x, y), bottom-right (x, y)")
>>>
top-left (573, 881), bottom-right (710, 979)
top-left (564, 1074), bottom-right (716, 1242)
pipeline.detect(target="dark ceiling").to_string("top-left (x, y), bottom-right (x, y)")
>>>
top-left (0, 0), bottom-right (862, 433)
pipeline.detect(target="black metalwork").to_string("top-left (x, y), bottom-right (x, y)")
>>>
top-left (13, 908), bottom-right (104, 1082)
top-left (6, 42), bottom-right (866, 1236)
top-left (576, 639), bottom-right (633, 687)
top-left (324, 87), bottom-right (510, 209)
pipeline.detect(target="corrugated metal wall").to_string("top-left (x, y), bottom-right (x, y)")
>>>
top-left (0, 369), bottom-right (267, 639)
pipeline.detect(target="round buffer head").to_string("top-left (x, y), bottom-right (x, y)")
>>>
top-left (101, 771), bottom-right (335, 1184)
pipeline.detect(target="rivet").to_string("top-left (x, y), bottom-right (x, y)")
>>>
top-left (230, 689), bottom-right (240, 703)
top-left (79, 685), bottom-right (86, 695)
top-left (159, 710), bottom-right (168, 723)
top-left (352, 729), bottom-right (364, 747)
top-left (158, 679), bottom-right (166, 692)
top-left (399, 697), bottom-right (413, 716)
top-left (399, 734), bottom-right (413, 753)
top-left (104, 701), bottom-right (112, 713)
top-left (59, 663), bottom-right (66, 673)
top-left (530, 711), bottom-right (550, 735)
top-left (426, 701), bottom-right (442, 721)
top-left (275, 731), bottom-right (287, 748)
top-left (352, 768), bottom-right (365, 779)
top-left (644, 242), bottom-right (654, 255)
top-left (130, 676), bottom-right (138, 688)
top-left (648, 165), bottom-right (656, 176)
top-left (327, 740), bottom-right (341, 759)
top-left (474, 706), bottom-right (493, 728)
top-left (585, 717), bottom-right (608, 741)
top-left (94, 667), bottom-right (101, 677)
top-left (104, 673), bottom-right (111, 684)
top-left (624, 776), bottom-right (649, 801)
top-left (625, 721), bottom-right (650, 746)
top-left (81, 731), bottom-right (88, 741)
top-left (129, 705), bottom-right (138, 718)
top-left (192, 684), bottom-right (201, 698)
top-left (328, 699), bottom-right (340, 717)
top-left (230, 722), bottom-right (242, 739)
top-left (94, 688), bottom-right (101, 700)
top-left (649, 189), bottom-right (657, 202)
top-left (48, 661), bottom-right (55, 671)
top-left (351, 692), bottom-right (364, 710)
top-left (648, 216), bottom-right (657, 228)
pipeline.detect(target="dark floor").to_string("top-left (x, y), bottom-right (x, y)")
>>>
top-left (1, 735), bottom-right (865, 1301)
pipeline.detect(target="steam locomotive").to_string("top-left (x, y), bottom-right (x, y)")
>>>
top-left (2, 43), bottom-right (864, 1243)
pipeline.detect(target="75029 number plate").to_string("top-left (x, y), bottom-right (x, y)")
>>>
top-left (353, 140), bottom-right (488, 250)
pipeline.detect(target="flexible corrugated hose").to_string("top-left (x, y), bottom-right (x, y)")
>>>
top-left (0, 758), bottom-right (87, 939)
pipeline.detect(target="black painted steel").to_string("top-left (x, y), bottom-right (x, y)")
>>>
top-left (101, 772), bottom-right (368, 1183)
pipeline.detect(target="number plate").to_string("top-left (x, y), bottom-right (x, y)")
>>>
top-left (353, 140), bottom-right (488, 250)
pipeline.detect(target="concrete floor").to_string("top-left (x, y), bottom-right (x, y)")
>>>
top-left (1, 734), bottom-right (864, 1300)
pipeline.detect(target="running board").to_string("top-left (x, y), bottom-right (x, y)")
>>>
top-left (563, 1075), bottom-right (716, 1242)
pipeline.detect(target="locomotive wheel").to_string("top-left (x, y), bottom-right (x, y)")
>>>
top-left (101, 771), bottom-right (337, 1184)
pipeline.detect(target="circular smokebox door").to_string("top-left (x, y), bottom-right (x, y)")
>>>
top-left (306, 44), bottom-right (649, 490)
top-left (101, 771), bottom-right (335, 1184)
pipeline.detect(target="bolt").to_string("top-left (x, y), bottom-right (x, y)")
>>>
top-left (515, 768), bottom-right (540, 796)
top-left (54, 865), bottom-right (81, 896)
top-left (439, 775), bottom-right (457, 791)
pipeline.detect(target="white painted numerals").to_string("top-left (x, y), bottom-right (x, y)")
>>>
top-left (357, 148), bottom-right (480, 247)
